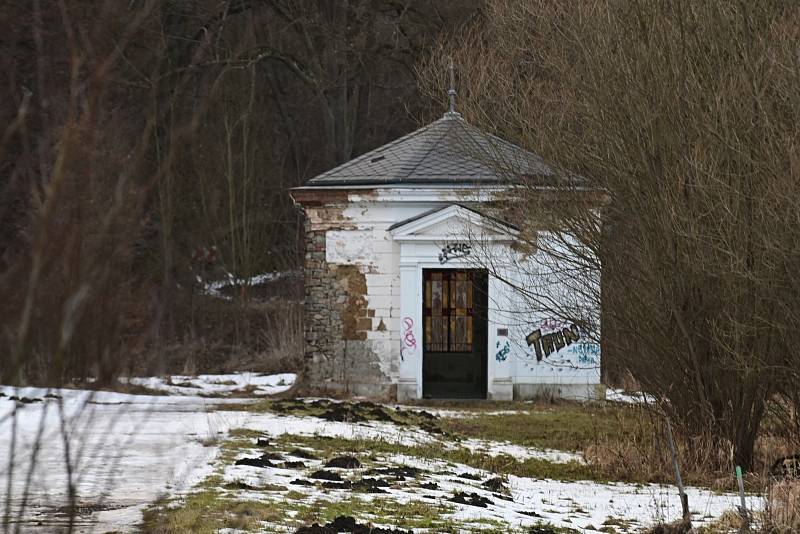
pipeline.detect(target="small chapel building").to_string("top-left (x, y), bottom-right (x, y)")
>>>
top-left (291, 105), bottom-right (602, 401)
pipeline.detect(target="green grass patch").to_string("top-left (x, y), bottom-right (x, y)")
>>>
top-left (237, 397), bottom-right (644, 458)
top-left (436, 401), bottom-right (643, 452)
top-left (141, 490), bottom-right (283, 533)
top-left (272, 433), bottom-right (602, 482)
top-left (144, 424), bottom-right (601, 533)
top-left (143, 486), bottom-right (464, 532)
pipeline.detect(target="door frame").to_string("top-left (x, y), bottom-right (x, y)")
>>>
top-left (420, 267), bottom-right (489, 399)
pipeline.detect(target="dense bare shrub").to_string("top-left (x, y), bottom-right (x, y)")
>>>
top-left (766, 480), bottom-right (800, 532)
top-left (0, 0), bottom-right (158, 385)
top-left (420, 0), bottom-right (800, 469)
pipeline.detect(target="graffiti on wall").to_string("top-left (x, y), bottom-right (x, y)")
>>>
top-left (438, 243), bottom-right (471, 264)
top-left (400, 317), bottom-right (417, 361)
top-left (570, 341), bottom-right (600, 364)
top-left (495, 339), bottom-right (510, 362)
top-left (525, 318), bottom-right (598, 365)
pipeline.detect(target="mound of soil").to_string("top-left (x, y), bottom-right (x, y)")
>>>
top-left (288, 448), bottom-right (319, 460)
top-left (268, 398), bottom-right (444, 434)
top-left (310, 470), bottom-right (343, 481)
top-left (9, 396), bottom-right (42, 403)
top-left (294, 515), bottom-right (413, 534)
top-left (319, 401), bottom-right (399, 424)
top-left (458, 472), bottom-right (482, 481)
top-left (394, 407), bottom-right (437, 420)
top-left (419, 482), bottom-right (439, 490)
top-left (270, 399), bottom-right (310, 413)
top-left (449, 491), bottom-right (492, 508)
top-left (224, 481), bottom-right (258, 491)
top-left (482, 477), bottom-right (507, 492)
top-left (322, 481), bottom-right (352, 490)
top-left (520, 510), bottom-right (543, 518)
top-left (359, 477), bottom-right (389, 488)
top-left (419, 421), bottom-right (445, 435)
top-left (366, 466), bottom-right (420, 480)
top-left (234, 456), bottom-right (276, 468)
top-left (352, 478), bottom-right (390, 493)
top-left (319, 404), bottom-right (363, 423)
top-left (359, 403), bottom-right (396, 423)
top-left (325, 456), bottom-right (361, 469)
top-left (290, 479), bottom-right (314, 486)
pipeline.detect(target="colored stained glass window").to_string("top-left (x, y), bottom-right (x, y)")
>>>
top-left (423, 270), bottom-right (474, 352)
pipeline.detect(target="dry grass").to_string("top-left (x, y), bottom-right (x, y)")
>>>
top-left (259, 301), bottom-right (304, 375)
top-left (437, 400), bottom-right (643, 452)
top-left (142, 492), bottom-right (281, 533)
top-left (765, 480), bottom-right (800, 532)
top-left (125, 298), bottom-right (304, 378)
top-left (437, 399), bottom-right (799, 490)
top-left (586, 415), bottom-right (795, 491)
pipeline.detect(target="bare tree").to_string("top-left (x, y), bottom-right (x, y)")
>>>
top-left (420, 0), bottom-right (800, 470)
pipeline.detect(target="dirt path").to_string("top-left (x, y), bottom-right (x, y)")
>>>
top-left (0, 387), bottom-right (254, 533)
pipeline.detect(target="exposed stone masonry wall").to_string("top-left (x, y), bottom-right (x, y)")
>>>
top-left (302, 210), bottom-right (393, 397)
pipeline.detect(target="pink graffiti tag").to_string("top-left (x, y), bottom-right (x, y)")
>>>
top-left (400, 317), bottom-right (417, 360)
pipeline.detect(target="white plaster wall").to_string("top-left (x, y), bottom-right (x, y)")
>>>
top-left (323, 198), bottom-right (450, 384)
top-left (487, 240), bottom-right (602, 389)
top-left (324, 192), bottom-right (601, 399)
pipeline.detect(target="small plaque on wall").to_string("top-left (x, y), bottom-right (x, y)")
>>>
top-left (496, 328), bottom-right (508, 336)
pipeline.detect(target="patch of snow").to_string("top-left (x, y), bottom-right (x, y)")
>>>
top-left (506, 475), bottom-right (761, 532)
top-left (240, 413), bottom-right (433, 447)
top-left (392, 405), bottom-right (582, 463)
top-left (202, 270), bottom-right (297, 298)
top-left (216, 445), bottom-right (761, 533)
top-left (234, 410), bottom-right (580, 464)
top-left (0, 389), bottom-right (427, 532)
top-left (606, 388), bottom-right (657, 405)
top-left (459, 438), bottom-right (584, 464)
top-left (394, 405), bottom-right (532, 419)
top-left (123, 372), bottom-right (296, 397)
top-left (0, 387), bottom-right (761, 533)
top-left (0, 386), bottom-right (255, 532)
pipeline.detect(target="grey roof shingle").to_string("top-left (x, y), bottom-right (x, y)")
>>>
top-left (303, 112), bottom-right (564, 187)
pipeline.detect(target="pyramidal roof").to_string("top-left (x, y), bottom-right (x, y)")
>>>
top-left (303, 112), bottom-right (559, 188)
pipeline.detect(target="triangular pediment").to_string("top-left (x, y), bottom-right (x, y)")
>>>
top-left (389, 204), bottom-right (517, 242)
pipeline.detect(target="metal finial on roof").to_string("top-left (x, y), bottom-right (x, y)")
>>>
top-left (445, 57), bottom-right (460, 118)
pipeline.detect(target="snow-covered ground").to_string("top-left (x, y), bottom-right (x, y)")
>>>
top-left (0, 385), bottom-right (257, 532)
top-left (123, 372), bottom-right (296, 397)
top-left (459, 437), bottom-right (584, 464)
top-left (0, 380), bottom-right (761, 533)
top-left (217, 438), bottom-right (758, 533)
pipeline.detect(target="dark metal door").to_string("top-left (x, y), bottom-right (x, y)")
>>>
top-left (422, 269), bottom-right (488, 399)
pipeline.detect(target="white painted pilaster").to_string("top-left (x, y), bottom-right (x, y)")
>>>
top-left (397, 263), bottom-right (421, 400)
